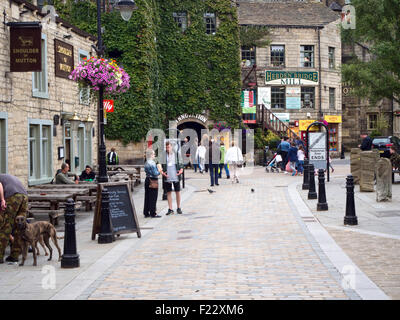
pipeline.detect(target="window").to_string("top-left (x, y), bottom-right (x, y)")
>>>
top-left (368, 114), bottom-right (378, 130)
top-left (0, 113), bottom-right (7, 173)
top-left (79, 49), bottom-right (90, 104)
top-left (300, 45), bottom-right (314, 68)
top-left (28, 120), bottom-right (53, 184)
top-left (271, 87), bottom-right (285, 109)
top-left (32, 34), bottom-right (48, 98)
top-left (241, 46), bottom-right (256, 66)
top-left (329, 88), bottom-right (336, 109)
top-left (328, 47), bottom-right (335, 69)
top-left (204, 12), bottom-right (216, 34)
top-left (173, 12), bottom-right (187, 32)
top-left (270, 45), bottom-right (285, 67)
top-left (301, 87), bottom-right (315, 108)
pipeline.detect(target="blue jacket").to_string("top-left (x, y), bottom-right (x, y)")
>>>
top-left (287, 146), bottom-right (298, 162)
top-left (277, 141), bottom-right (290, 152)
top-left (144, 160), bottom-right (160, 179)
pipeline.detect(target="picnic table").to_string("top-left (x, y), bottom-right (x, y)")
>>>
top-left (28, 193), bottom-right (74, 225)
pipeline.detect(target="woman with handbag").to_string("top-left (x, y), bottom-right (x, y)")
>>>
top-left (224, 141), bottom-right (244, 184)
top-left (143, 149), bottom-right (161, 218)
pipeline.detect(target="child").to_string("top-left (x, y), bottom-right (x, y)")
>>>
top-left (297, 145), bottom-right (305, 175)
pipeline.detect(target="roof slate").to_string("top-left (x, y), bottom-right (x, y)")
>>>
top-left (238, 1), bottom-right (340, 27)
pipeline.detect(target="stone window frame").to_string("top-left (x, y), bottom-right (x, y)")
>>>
top-left (367, 114), bottom-right (378, 130)
top-left (329, 87), bottom-right (336, 109)
top-left (79, 49), bottom-right (90, 105)
top-left (301, 87), bottom-right (315, 109)
top-left (204, 12), bottom-right (217, 35)
top-left (32, 33), bottom-right (49, 99)
top-left (241, 45), bottom-right (256, 66)
top-left (270, 45), bottom-right (285, 67)
top-left (328, 47), bottom-right (335, 69)
top-left (173, 11), bottom-right (188, 32)
top-left (28, 119), bottom-right (53, 186)
top-left (300, 45), bottom-right (314, 68)
top-left (0, 112), bottom-right (8, 174)
top-left (271, 86), bottom-right (286, 109)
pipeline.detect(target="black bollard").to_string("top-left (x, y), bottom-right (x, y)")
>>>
top-left (344, 175), bottom-right (358, 225)
top-left (302, 159), bottom-right (310, 190)
top-left (162, 175), bottom-right (167, 200)
top-left (61, 199), bottom-right (80, 268)
top-left (317, 169), bottom-right (328, 211)
top-left (98, 188), bottom-right (114, 243)
top-left (340, 144), bottom-right (345, 159)
top-left (308, 164), bottom-right (317, 199)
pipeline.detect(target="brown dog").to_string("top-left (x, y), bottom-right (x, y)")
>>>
top-left (15, 216), bottom-right (62, 266)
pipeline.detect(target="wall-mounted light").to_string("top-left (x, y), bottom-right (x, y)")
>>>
top-left (68, 111), bottom-right (81, 132)
top-left (63, 34), bottom-right (72, 39)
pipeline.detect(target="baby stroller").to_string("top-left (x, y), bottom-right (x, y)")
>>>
top-left (265, 153), bottom-right (282, 173)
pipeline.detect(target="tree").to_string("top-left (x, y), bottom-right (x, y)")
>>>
top-left (341, 0), bottom-right (400, 105)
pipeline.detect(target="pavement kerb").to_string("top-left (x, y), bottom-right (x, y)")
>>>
top-left (287, 181), bottom-right (390, 300)
top-left (50, 183), bottom-right (197, 300)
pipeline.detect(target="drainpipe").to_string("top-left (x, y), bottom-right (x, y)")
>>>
top-left (318, 27), bottom-right (323, 119)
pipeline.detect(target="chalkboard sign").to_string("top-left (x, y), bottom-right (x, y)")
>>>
top-left (92, 182), bottom-right (141, 240)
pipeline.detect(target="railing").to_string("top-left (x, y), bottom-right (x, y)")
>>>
top-left (257, 104), bottom-right (300, 140)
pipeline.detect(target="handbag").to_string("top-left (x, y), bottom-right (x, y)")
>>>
top-left (149, 178), bottom-right (158, 189)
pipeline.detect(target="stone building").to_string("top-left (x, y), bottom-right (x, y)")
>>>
top-left (0, 0), bottom-right (98, 186)
top-left (238, 0), bottom-right (343, 156)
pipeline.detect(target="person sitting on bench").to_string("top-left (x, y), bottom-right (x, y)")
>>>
top-left (80, 165), bottom-right (96, 181)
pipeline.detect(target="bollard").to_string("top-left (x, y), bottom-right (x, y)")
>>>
top-left (317, 169), bottom-right (328, 211)
top-left (344, 175), bottom-right (358, 225)
top-left (308, 164), bottom-right (317, 199)
top-left (98, 188), bottom-right (114, 244)
top-left (302, 159), bottom-right (310, 190)
top-left (162, 175), bottom-right (167, 200)
top-left (61, 198), bottom-right (80, 268)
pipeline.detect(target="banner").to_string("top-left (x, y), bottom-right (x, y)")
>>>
top-left (10, 24), bottom-right (42, 72)
top-left (104, 100), bottom-right (114, 113)
top-left (257, 87), bottom-right (271, 109)
top-left (241, 90), bottom-right (256, 114)
top-left (285, 87), bottom-right (301, 110)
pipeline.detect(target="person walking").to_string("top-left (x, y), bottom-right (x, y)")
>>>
top-left (143, 149), bottom-right (161, 218)
top-left (207, 137), bottom-right (220, 187)
top-left (287, 142), bottom-right (298, 176)
top-left (107, 147), bottom-right (119, 165)
top-left (192, 138), bottom-right (199, 173)
top-left (0, 174), bottom-right (28, 264)
top-left (225, 141), bottom-right (243, 183)
top-left (297, 145), bottom-right (305, 175)
top-left (276, 137), bottom-right (290, 172)
top-left (195, 141), bottom-right (206, 174)
top-left (359, 134), bottom-right (373, 151)
top-left (218, 141), bottom-right (230, 179)
top-left (160, 141), bottom-right (184, 216)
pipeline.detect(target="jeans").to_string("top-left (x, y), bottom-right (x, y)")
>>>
top-left (297, 160), bottom-right (304, 174)
top-left (143, 177), bottom-right (158, 216)
top-left (218, 163), bottom-right (230, 178)
top-left (209, 164), bottom-right (219, 186)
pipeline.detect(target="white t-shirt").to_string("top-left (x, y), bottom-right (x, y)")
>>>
top-left (297, 150), bottom-right (305, 161)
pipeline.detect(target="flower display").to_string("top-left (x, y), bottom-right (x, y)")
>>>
top-left (69, 57), bottom-right (130, 95)
top-left (213, 121), bottom-right (231, 132)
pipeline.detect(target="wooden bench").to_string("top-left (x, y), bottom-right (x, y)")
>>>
top-left (28, 209), bottom-right (64, 226)
top-left (75, 195), bottom-right (97, 211)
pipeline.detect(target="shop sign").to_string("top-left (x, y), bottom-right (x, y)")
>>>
top-left (10, 24), bottom-right (42, 72)
top-left (241, 90), bottom-right (256, 114)
top-left (176, 113), bottom-right (208, 124)
top-left (299, 120), bottom-right (318, 131)
top-left (272, 113), bottom-right (290, 123)
top-left (324, 115), bottom-right (342, 123)
top-left (104, 100), bottom-right (114, 112)
top-left (265, 71), bottom-right (318, 86)
top-left (286, 87), bottom-right (301, 110)
top-left (55, 39), bottom-right (74, 78)
top-left (258, 87), bottom-right (271, 109)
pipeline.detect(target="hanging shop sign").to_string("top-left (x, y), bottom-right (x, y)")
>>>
top-left (104, 99), bottom-right (114, 113)
top-left (55, 39), bottom-right (74, 78)
top-left (241, 90), bottom-right (257, 114)
top-left (324, 115), bottom-right (342, 123)
top-left (299, 119), bottom-right (318, 131)
top-left (286, 87), bottom-right (301, 110)
top-left (265, 71), bottom-right (318, 86)
top-left (257, 87), bottom-right (271, 109)
top-left (10, 23), bottom-right (42, 72)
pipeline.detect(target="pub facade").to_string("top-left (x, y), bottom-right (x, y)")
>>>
top-left (0, 0), bottom-right (98, 186)
top-left (238, 1), bottom-right (343, 156)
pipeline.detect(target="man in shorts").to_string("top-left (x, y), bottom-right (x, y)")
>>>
top-left (160, 141), bottom-right (184, 215)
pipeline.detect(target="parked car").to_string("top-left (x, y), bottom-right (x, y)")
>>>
top-left (372, 136), bottom-right (400, 158)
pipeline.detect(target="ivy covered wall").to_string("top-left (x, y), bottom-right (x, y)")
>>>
top-left (52, 0), bottom-right (242, 144)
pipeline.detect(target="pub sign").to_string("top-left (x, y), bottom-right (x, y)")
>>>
top-left (55, 39), bottom-right (74, 78)
top-left (10, 24), bottom-right (42, 72)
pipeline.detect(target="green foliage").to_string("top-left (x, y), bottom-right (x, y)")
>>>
top-left (54, 0), bottom-right (242, 144)
top-left (254, 129), bottom-right (280, 150)
top-left (239, 25), bottom-right (270, 47)
top-left (341, 0), bottom-right (400, 105)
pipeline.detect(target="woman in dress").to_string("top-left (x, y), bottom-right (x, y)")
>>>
top-left (143, 149), bottom-right (161, 218)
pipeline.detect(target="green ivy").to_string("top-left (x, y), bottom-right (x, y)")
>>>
top-left (53, 0), bottom-right (242, 144)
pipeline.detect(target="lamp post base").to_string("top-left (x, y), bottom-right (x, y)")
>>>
top-left (61, 254), bottom-right (80, 268)
top-left (317, 203), bottom-right (328, 211)
top-left (344, 216), bottom-right (358, 225)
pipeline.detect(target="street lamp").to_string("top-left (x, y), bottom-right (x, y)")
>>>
top-left (95, 0), bottom-right (137, 244)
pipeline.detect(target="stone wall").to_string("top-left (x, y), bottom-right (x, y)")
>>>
top-left (0, 0), bottom-right (97, 187)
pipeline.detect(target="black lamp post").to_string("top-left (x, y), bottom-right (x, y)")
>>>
top-left (96, 0), bottom-right (137, 243)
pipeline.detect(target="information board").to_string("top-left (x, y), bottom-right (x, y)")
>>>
top-left (309, 132), bottom-right (327, 170)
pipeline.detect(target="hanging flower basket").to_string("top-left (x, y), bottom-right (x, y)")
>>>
top-left (69, 57), bottom-right (130, 95)
top-left (213, 121), bottom-right (231, 132)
